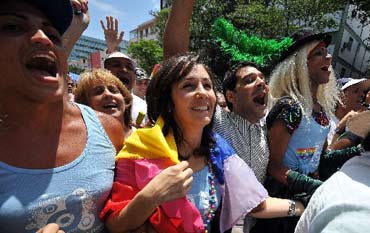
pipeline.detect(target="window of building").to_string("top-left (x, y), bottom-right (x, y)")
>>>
top-left (347, 37), bottom-right (353, 51)
top-left (340, 67), bottom-right (346, 77)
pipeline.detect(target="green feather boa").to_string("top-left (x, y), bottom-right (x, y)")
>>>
top-left (211, 17), bottom-right (293, 66)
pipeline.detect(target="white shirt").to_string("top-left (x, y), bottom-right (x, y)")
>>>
top-left (131, 93), bottom-right (147, 125)
top-left (295, 152), bottom-right (370, 233)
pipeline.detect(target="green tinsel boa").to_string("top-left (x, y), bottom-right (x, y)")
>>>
top-left (211, 17), bottom-right (293, 66)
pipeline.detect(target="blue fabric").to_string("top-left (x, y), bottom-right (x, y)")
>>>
top-left (283, 115), bottom-right (330, 174)
top-left (209, 133), bottom-right (235, 185)
top-left (0, 104), bottom-right (116, 233)
top-left (187, 165), bottom-right (221, 230)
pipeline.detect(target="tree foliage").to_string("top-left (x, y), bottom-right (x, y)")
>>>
top-left (153, 0), bottom-right (368, 79)
top-left (151, 8), bottom-right (170, 47)
top-left (68, 65), bottom-right (85, 74)
top-left (127, 39), bottom-right (163, 74)
top-left (349, 0), bottom-right (370, 25)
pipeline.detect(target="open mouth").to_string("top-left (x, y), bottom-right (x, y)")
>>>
top-left (118, 76), bottom-right (130, 87)
top-left (321, 66), bottom-right (330, 72)
top-left (25, 55), bottom-right (57, 77)
top-left (192, 105), bottom-right (209, 111)
top-left (253, 93), bottom-right (267, 106)
top-left (103, 102), bottom-right (118, 110)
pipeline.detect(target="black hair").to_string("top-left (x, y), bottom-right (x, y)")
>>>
top-left (146, 54), bottom-right (216, 159)
top-left (222, 61), bottom-right (261, 111)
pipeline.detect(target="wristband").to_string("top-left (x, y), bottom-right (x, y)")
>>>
top-left (287, 200), bottom-right (296, 217)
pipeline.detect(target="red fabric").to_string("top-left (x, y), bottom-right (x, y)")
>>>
top-left (100, 181), bottom-right (205, 233)
top-left (100, 182), bottom-right (138, 220)
top-left (150, 207), bottom-right (189, 233)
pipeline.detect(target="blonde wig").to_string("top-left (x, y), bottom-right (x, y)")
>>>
top-left (269, 41), bottom-right (339, 118)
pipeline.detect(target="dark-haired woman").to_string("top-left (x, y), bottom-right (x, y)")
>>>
top-left (100, 55), bottom-right (304, 233)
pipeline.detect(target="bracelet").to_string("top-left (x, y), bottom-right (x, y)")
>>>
top-left (287, 200), bottom-right (296, 217)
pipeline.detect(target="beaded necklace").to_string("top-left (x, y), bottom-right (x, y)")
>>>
top-left (204, 161), bottom-right (217, 232)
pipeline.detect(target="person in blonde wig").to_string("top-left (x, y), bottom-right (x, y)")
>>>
top-left (268, 40), bottom-right (339, 117)
top-left (252, 29), bottom-right (340, 233)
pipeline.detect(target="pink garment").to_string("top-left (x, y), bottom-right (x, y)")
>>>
top-left (115, 159), bottom-right (205, 232)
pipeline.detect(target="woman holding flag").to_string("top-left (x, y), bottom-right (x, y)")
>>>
top-left (100, 54), bottom-right (304, 233)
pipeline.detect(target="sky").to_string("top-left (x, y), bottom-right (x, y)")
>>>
top-left (84, 0), bottom-right (161, 41)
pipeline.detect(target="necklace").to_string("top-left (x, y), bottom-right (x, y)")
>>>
top-left (312, 103), bottom-right (329, 126)
top-left (204, 161), bottom-right (217, 232)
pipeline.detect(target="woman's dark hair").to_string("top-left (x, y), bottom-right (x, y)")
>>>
top-left (146, 54), bottom-right (216, 158)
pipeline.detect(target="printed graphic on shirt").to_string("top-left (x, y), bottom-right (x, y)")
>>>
top-left (25, 188), bottom-right (104, 232)
top-left (296, 148), bottom-right (316, 160)
top-left (296, 147), bottom-right (320, 173)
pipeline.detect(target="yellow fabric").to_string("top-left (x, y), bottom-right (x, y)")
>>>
top-left (116, 117), bottom-right (180, 164)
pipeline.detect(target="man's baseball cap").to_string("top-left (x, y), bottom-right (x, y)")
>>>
top-left (135, 68), bottom-right (150, 81)
top-left (30, 0), bottom-right (73, 35)
top-left (104, 52), bottom-right (135, 68)
top-left (337, 77), bottom-right (369, 91)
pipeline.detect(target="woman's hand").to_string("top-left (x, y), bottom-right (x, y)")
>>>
top-left (143, 161), bottom-right (193, 205)
top-left (106, 161), bottom-right (194, 232)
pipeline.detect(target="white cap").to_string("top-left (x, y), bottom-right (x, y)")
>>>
top-left (104, 52), bottom-right (135, 67)
top-left (338, 78), bottom-right (368, 91)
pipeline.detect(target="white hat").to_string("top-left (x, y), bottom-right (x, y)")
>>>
top-left (104, 52), bottom-right (135, 67)
top-left (338, 78), bottom-right (368, 91)
top-left (347, 110), bottom-right (370, 139)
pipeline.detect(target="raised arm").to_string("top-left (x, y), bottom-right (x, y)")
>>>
top-left (100, 16), bottom-right (124, 54)
top-left (62, 0), bottom-right (90, 56)
top-left (163, 0), bottom-right (194, 59)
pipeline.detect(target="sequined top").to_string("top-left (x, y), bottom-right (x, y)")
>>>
top-left (267, 96), bottom-right (330, 132)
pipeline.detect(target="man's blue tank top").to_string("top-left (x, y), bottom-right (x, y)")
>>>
top-left (0, 104), bottom-right (116, 233)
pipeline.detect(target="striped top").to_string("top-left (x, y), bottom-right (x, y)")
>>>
top-left (213, 106), bottom-right (269, 183)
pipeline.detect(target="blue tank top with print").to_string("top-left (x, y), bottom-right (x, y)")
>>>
top-left (283, 115), bottom-right (330, 174)
top-left (0, 104), bottom-right (116, 233)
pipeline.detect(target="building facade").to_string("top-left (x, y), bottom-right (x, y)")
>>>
top-left (330, 4), bottom-right (370, 79)
top-left (160, 0), bottom-right (172, 9)
top-left (68, 35), bottom-right (128, 71)
top-left (129, 18), bottom-right (157, 43)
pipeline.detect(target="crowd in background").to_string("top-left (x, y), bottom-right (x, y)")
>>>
top-left (1, 0), bottom-right (370, 233)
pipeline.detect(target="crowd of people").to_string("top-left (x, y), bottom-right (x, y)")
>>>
top-left (1, 0), bottom-right (370, 233)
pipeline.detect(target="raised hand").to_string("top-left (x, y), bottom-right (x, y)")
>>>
top-left (143, 161), bottom-right (194, 205)
top-left (100, 16), bottom-right (124, 54)
top-left (63, 0), bottom-right (90, 55)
